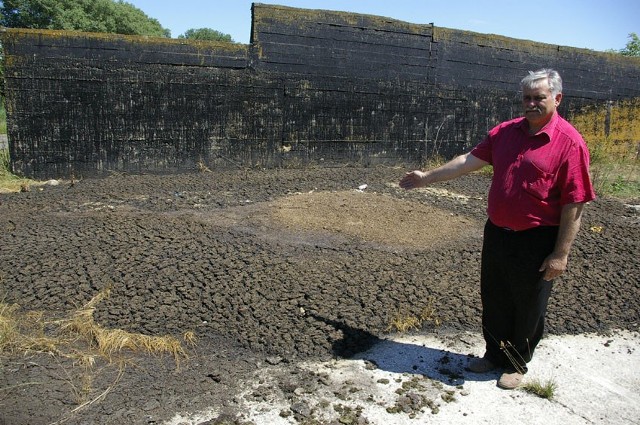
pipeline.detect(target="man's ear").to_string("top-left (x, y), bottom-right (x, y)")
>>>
top-left (555, 92), bottom-right (563, 106)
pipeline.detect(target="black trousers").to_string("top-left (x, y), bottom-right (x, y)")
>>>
top-left (480, 220), bottom-right (558, 373)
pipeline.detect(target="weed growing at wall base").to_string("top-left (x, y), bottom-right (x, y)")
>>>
top-left (0, 148), bottom-right (38, 192)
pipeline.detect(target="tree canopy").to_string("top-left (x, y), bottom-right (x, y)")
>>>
top-left (0, 0), bottom-right (170, 37)
top-left (178, 28), bottom-right (234, 43)
top-left (619, 33), bottom-right (640, 57)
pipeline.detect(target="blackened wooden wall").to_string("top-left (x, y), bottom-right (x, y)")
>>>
top-left (2, 3), bottom-right (639, 179)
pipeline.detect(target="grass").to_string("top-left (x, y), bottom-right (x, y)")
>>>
top-left (590, 157), bottom-right (639, 199)
top-left (522, 378), bottom-right (558, 399)
top-left (498, 339), bottom-right (557, 399)
top-left (0, 301), bottom-right (60, 354)
top-left (0, 148), bottom-right (37, 192)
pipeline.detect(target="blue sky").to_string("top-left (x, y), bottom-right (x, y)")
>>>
top-left (125, 0), bottom-right (638, 52)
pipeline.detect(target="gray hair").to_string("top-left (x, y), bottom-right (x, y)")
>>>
top-left (520, 68), bottom-right (563, 96)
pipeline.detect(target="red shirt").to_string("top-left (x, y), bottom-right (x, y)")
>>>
top-left (471, 112), bottom-right (596, 231)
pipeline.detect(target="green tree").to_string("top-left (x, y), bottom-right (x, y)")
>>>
top-left (0, 0), bottom-right (170, 37)
top-left (619, 33), bottom-right (640, 57)
top-left (179, 27), bottom-right (234, 43)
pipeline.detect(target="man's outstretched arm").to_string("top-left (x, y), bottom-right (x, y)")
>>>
top-left (399, 153), bottom-right (489, 190)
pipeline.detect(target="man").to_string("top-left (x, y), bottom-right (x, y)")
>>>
top-left (399, 69), bottom-right (595, 389)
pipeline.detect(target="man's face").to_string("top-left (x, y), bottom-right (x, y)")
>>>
top-left (522, 80), bottom-right (562, 131)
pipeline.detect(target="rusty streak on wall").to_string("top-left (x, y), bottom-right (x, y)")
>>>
top-left (2, 3), bottom-right (640, 179)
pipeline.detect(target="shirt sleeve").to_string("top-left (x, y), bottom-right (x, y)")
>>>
top-left (558, 140), bottom-right (597, 205)
top-left (470, 133), bottom-right (493, 164)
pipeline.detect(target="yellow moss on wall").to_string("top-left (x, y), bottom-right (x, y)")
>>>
top-left (251, 3), bottom-right (431, 41)
top-left (434, 27), bottom-right (547, 51)
top-left (432, 26), bottom-right (640, 66)
top-left (0, 27), bottom-right (249, 55)
top-left (571, 99), bottom-right (640, 161)
top-left (250, 3), bottom-right (640, 70)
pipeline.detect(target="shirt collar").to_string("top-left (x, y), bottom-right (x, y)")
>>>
top-left (518, 111), bottom-right (558, 139)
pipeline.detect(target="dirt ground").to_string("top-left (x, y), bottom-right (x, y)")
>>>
top-left (1, 165), bottom-right (638, 424)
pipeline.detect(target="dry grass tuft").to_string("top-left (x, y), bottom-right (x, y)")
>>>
top-left (1, 287), bottom-right (194, 413)
top-left (197, 159), bottom-right (212, 173)
top-left (1, 300), bottom-right (61, 354)
top-left (54, 287), bottom-right (188, 364)
top-left (183, 330), bottom-right (198, 346)
top-left (386, 297), bottom-right (441, 333)
top-left (387, 314), bottom-right (422, 333)
top-left (1, 287), bottom-right (191, 364)
top-left (419, 299), bottom-right (442, 326)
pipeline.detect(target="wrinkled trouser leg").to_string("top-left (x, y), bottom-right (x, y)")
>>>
top-left (480, 220), bottom-right (557, 373)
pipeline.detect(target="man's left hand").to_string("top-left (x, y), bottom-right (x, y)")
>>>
top-left (539, 253), bottom-right (568, 281)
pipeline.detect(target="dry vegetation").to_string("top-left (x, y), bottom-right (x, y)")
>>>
top-left (571, 99), bottom-right (640, 198)
top-left (0, 149), bottom-right (36, 193)
top-left (386, 297), bottom-right (442, 333)
top-left (0, 286), bottom-right (191, 409)
top-left (1, 286), bottom-right (190, 362)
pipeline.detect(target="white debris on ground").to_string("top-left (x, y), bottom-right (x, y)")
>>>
top-left (164, 329), bottom-right (639, 425)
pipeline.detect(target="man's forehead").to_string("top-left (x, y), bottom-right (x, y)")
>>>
top-left (522, 82), bottom-right (552, 95)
